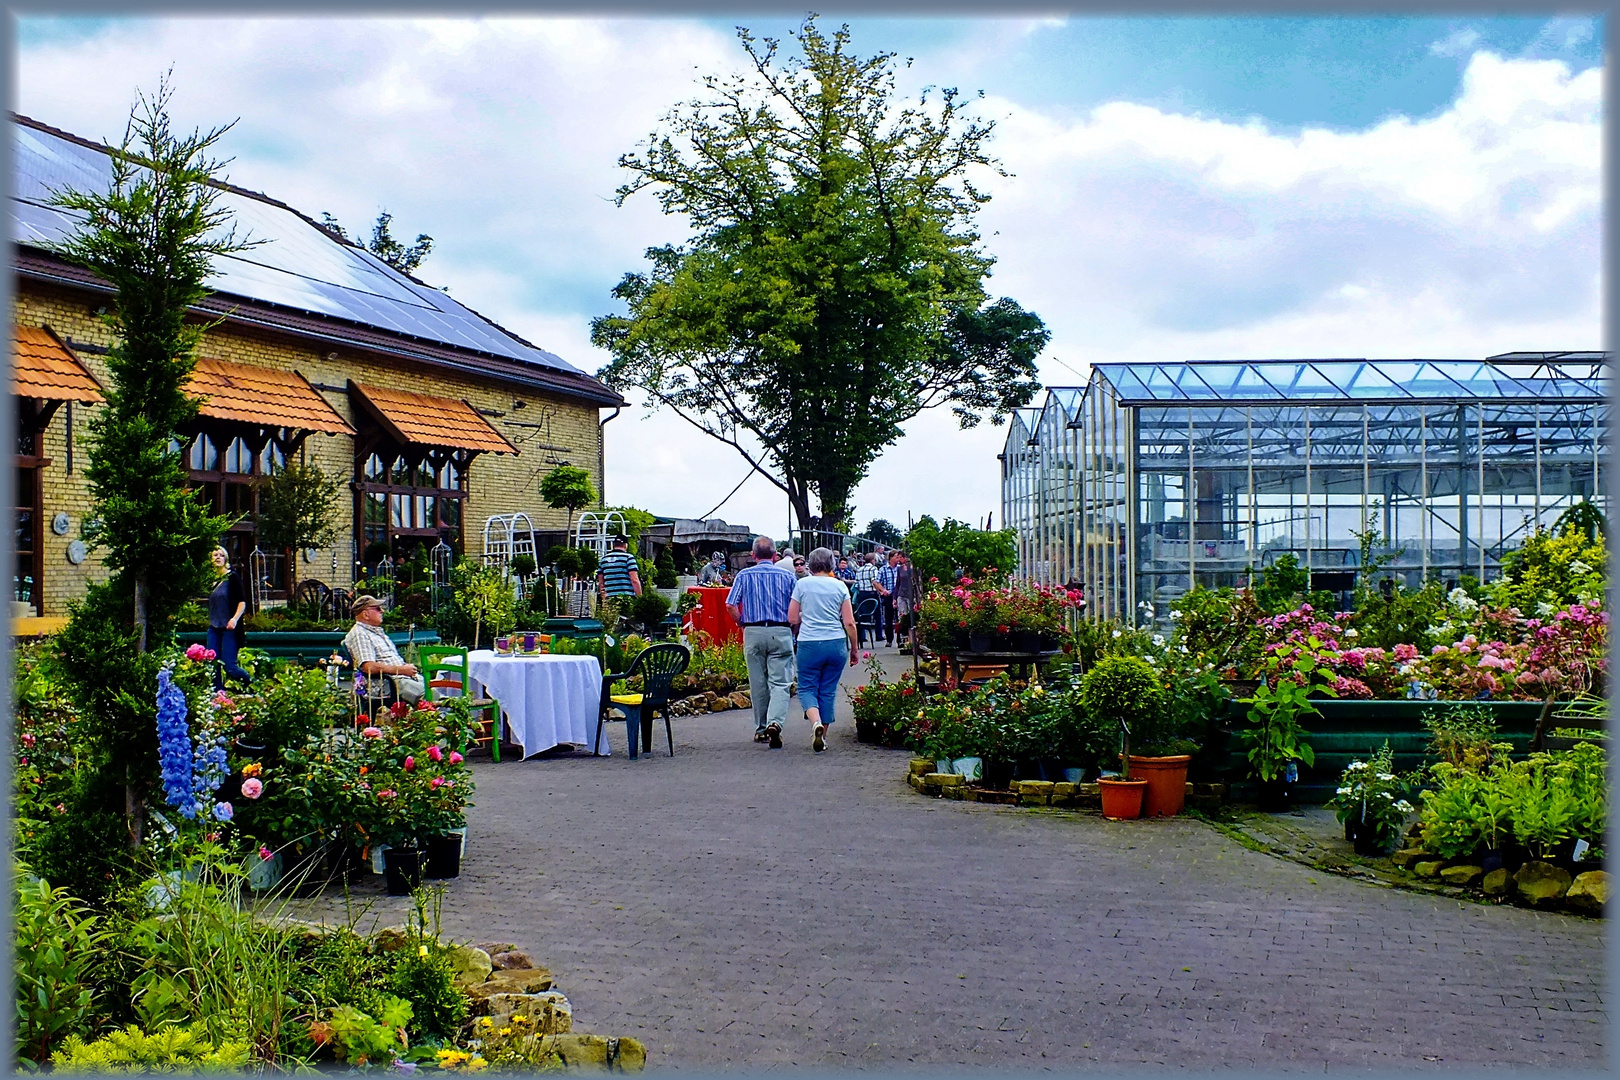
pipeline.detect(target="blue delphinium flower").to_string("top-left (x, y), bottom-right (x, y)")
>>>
top-left (155, 666), bottom-right (196, 819)
top-left (190, 724), bottom-right (230, 820)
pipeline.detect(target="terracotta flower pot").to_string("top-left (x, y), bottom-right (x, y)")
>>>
top-left (1098, 777), bottom-right (1148, 820)
top-left (1128, 754), bottom-right (1192, 818)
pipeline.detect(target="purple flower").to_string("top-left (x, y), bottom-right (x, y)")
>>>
top-left (214, 801), bottom-right (234, 822)
top-left (156, 667), bottom-right (195, 818)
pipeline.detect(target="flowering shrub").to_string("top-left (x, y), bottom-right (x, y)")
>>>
top-left (1328, 743), bottom-right (1413, 854)
top-left (848, 655), bottom-right (921, 747)
top-left (915, 570), bottom-right (1083, 650)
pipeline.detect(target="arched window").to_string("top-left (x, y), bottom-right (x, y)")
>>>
top-left (189, 434), bottom-right (216, 472)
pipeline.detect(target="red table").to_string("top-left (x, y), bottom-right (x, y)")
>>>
top-left (685, 586), bottom-right (741, 645)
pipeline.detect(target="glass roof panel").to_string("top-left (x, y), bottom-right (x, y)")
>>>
top-left (1338, 362), bottom-right (1409, 398)
top-left (1092, 357), bottom-right (1608, 404)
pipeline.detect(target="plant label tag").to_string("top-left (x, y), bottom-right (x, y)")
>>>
top-left (1573, 839), bottom-right (1590, 863)
top-left (1285, 762), bottom-right (1298, 784)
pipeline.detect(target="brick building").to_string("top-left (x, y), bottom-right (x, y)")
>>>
top-left (11, 114), bottom-right (623, 618)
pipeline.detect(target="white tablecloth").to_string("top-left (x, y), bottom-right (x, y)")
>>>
top-left (466, 651), bottom-right (607, 758)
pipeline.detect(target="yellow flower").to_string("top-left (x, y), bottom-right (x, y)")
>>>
top-left (499, 1028), bottom-right (512, 1036)
top-left (419, 944), bottom-right (430, 957)
top-left (479, 1017), bottom-right (494, 1028)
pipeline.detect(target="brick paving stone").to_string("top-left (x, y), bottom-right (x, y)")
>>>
top-left (295, 646), bottom-right (1606, 1069)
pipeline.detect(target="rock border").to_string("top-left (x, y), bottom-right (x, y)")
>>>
top-left (903, 758), bottom-right (1225, 813)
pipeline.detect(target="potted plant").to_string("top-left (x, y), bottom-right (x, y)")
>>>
top-left (1328, 743), bottom-right (1414, 857)
top-left (1237, 651), bottom-right (1333, 812)
top-left (1125, 668), bottom-right (1203, 817)
top-left (1080, 655), bottom-right (1164, 820)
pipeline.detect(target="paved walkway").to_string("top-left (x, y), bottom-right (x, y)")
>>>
top-left (317, 647), bottom-right (1607, 1070)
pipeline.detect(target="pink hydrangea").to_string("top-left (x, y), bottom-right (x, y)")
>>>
top-left (1392, 643), bottom-right (1419, 661)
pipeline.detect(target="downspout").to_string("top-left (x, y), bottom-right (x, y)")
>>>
top-left (598, 405), bottom-right (621, 508)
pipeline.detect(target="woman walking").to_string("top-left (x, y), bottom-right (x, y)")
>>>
top-left (787, 547), bottom-right (859, 752)
top-left (207, 546), bottom-right (251, 689)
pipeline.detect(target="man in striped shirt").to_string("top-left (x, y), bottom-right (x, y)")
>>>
top-left (597, 536), bottom-right (642, 603)
top-left (852, 553), bottom-right (881, 649)
top-left (726, 535), bottom-right (797, 748)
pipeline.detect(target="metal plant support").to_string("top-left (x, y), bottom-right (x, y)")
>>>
top-left (430, 540), bottom-right (454, 612)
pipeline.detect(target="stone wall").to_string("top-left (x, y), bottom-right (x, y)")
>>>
top-left (17, 280), bottom-right (608, 614)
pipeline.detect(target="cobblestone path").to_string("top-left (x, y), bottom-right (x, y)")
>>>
top-left (327, 650), bottom-right (1607, 1070)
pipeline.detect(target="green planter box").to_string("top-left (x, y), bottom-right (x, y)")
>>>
top-left (1220, 698), bottom-right (1549, 804)
top-left (175, 629), bottom-right (438, 668)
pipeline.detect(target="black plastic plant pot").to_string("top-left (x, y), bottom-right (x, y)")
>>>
top-left (424, 833), bottom-right (462, 880)
top-left (1257, 777), bottom-right (1292, 813)
top-left (232, 740), bottom-right (269, 759)
top-left (383, 846), bottom-right (424, 895)
top-left (967, 633), bottom-right (995, 653)
top-left (983, 760), bottom-right (1015, 790)
top-left (1353, 830), bottom-right (1391, 858)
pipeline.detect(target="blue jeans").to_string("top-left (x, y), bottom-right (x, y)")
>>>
top-left (207, 625), bottom-right (250, 688)
top-left (795, 637), bottom-right (848, 725)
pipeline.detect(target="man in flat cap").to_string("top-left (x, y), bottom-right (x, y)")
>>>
top-left (343, 594), bottom-right (425, 704)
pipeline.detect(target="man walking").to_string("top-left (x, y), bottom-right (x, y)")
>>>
top-left (876, 551), bottom-right (900, 647)
top-left (852, 552), bottom-right (881, 649)
top-left (726, 536), bottom-right (798, 748)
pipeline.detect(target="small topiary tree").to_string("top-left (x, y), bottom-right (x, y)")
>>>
top-left (1079, 655), bottom-right (1166, 779)
top-left (653, 548), bottom-right (679, 589)
top-left (255, 457), bottom-right (342, 594)
top-left (539, 465), bottom-right (596, 539)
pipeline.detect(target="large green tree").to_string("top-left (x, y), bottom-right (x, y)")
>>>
top-left (46, 79), bottom-right (242, 849)
top-left (591, 19), bottom-right (1048, 533)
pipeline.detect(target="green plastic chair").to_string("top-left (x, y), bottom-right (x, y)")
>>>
top-left (422, 645), bottom-right (503, 763)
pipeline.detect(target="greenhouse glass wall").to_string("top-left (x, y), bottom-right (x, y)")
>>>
top-left (1001, 354), bottom-right (1610, 625)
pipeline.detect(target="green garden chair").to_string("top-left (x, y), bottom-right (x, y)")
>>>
top-left (421, 646), bottom-right (503, 763)
top-left (595, 642), bottom-right (691, 759)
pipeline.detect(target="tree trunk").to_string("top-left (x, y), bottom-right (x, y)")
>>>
top-left (125, 764), bottom-right (144, 851)
top-left (133, 573), bottom-right (149, 653)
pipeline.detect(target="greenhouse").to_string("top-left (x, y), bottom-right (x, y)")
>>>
top-left (1001, 353), bottom-right (1610, 624)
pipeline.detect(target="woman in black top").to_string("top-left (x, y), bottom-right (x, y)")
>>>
top-left (207, 547), bottom-right (250, 688)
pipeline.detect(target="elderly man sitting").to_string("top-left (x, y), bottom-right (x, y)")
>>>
top-left (343, 595), bottom-right (425, 704)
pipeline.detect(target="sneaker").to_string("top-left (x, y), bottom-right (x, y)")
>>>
top-left (766, 722), bottom-right (783, 749)
top-left (812, 724), bottom-right (827, 753)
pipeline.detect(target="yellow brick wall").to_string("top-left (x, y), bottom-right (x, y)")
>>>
top-left (16, 281), bottom-right (608, 616)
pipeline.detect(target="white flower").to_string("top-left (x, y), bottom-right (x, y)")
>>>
top-left (1394, 801), bottom-right (1414, 813)
top-left (1570, 559), bottom-right (1592, 576)
top-left (1377, 773), bottom-right (1395, 781)
top-left (1344, 629), bottom-right (1359, 640)
top-left (1169, 610), bottom-right (1180, 620)
top-left (1111, 629), bottom-right (1122, 639)
top-left (1151, 634), bottom-right (1166, 647)
top-left (1347, 761), bottom-right (1366, 771)
top-left (1336, 787), bottom-right (1351, 796)
top-left (1179, 645), bottom-right (1189, 654)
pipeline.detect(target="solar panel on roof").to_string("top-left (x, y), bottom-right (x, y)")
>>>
top-left (11, 120), bottom-right (586, 378)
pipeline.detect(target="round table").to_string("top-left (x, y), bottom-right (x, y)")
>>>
top-left (466, 651), bottom-right (607, 758)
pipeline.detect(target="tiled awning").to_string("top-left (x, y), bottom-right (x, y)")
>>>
top-left (349, 381), bottom-right (517, 455)
top-left (185, 358), bottom-right (355, 435)
top-left (12, 325), bottom-right (104, 403)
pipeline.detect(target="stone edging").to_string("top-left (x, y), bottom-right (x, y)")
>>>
top-left (903, 758), bottom-right (1226, 812)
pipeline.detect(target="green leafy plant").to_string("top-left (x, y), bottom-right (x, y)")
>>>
top-left (1421, 703), bottom-right (1499, 771)
top-left (629, 589), bottom-right (672, 633)
top-left (14, 872), bottom-right (111, 1062)
top-left (1235, 653), bottom-right (1330, 782)
top-left (509, 553), bottom-right (538, 580)
top-left (309, 996), bottom-right (413, 1067)
top-left (654, 548), bottom-right (679, 589)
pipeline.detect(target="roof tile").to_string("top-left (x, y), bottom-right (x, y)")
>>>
top-left (12, 324), bottom-right (104, 403)
top-left (186, 358), bottom-right (355, 435)
top-left (351, 382), bottom-right (516, 455)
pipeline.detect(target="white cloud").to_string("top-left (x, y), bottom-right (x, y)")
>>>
top-left (16, 25), bottom-right (1603, 538)
top-left (1430, 27), bottom-right (1481, 57)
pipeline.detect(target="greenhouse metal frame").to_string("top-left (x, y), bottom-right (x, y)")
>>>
top-left (1000, 353), bottom-right (1610, 625)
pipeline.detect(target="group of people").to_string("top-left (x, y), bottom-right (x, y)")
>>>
top-left (841, 549), bottom-right (914, 649)
top-left (724, 536), bottom-right (911, 754)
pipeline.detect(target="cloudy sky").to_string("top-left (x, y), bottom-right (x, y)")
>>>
top-left (15, 15), bottom-right (1605, 539)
